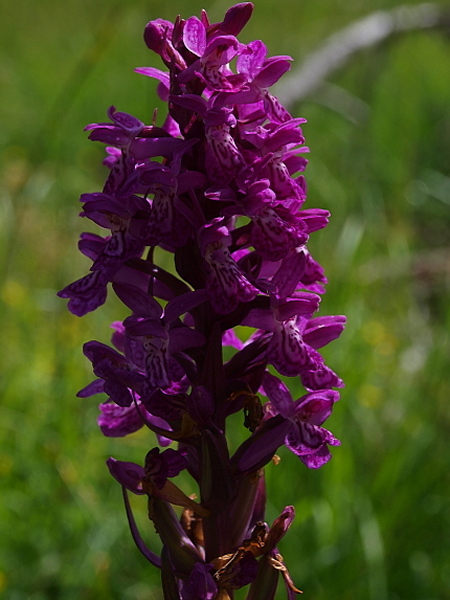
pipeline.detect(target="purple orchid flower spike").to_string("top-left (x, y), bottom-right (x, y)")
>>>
top-left (60, 3), bottom-right (346, 598)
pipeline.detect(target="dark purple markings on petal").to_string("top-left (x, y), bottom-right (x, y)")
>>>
top-left (263, 93), bottom-right (292, 123)
top-left (144, 345), bottom-right (173, 389)
top-left (57, 270), bottom-right (108, 316)
top-left (146, 189), bottom-right (176, 241)
top-left (300, 365), bottom-right (345, 391)
top-left (145, 191), bottom-right (193, 249)
top-left (286, 421), bottom-right (328, 456)
top-left (299, 445), bottom-right (333, 469)
top-left (98, 401), bottom-right (144, 437)
top-left (268, 320), bottom-right (310, 377)
top-left (210, 75), bottom-right (243, 102)
top-left (206, 257), bottom-right (258, 315)
top-left (263, 156), bottom-right (305, 201)
top-left (205, 126), bottom-right (246, 184)
top-left (103, 153), bottom-right (131, 196)
top-left (250, 207), bottom-right (308, 262)
top-left (101, 231), bottom-right (128, 260)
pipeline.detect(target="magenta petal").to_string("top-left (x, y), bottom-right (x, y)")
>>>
top-left (299, 445), bottom-right (334, 469)
top-left (221, 2), bottom-right (254, 36)
top-left (98, 402), bottom-right (144, 437)
top-left (275, 294), bottom-right (321, 321)
top-left (108, 106), bottom-right (144, 135)
top-left (237, 40), bottom-right (267, 79)
top-left (262, 372), bottom-right (293, 419)
top-left (303, 315), bottom-right (346, 349)
top-left (293, 390), bottom-right (339, 426)
top-left (255, 56), bottom-right (292, 88)
top-left (107, 458), bottom-right (145, 494)
top-left (183, 16), bottom-right (206, 56)
top-left (135, 66), bottom-right (170, 90)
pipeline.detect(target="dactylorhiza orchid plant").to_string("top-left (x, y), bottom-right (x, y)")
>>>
top-left (59, 4), bottom-right (346, 599)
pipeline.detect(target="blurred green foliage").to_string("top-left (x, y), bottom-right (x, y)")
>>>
top-left (1, 1), bottom-right (450, 599)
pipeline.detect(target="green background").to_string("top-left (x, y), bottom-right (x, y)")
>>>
top-left (1, 0), bottom-right (450, 598)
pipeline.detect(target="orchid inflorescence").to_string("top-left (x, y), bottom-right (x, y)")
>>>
top-left (59, 3), bottom-right (345, 598)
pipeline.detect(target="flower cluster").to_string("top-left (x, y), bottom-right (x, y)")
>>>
top-left (59, 4), bottom-right (345, 598)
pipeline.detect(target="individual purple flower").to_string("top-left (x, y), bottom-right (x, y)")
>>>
top-left (180, 16), bottom-right (245, 91)
top-left (262, 372), bottom-right (340, 468)
top-left (242, 294), bottom-right (345, 389)
top-left (199, 217), bottom-right (259, 314)
top-left (113, 283), bottom-right (206, 390)
top-left (80, 340), bottom-right (145, 407)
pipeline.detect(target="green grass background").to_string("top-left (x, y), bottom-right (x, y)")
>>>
top-left (1, 0), bottom-right (450, 598)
